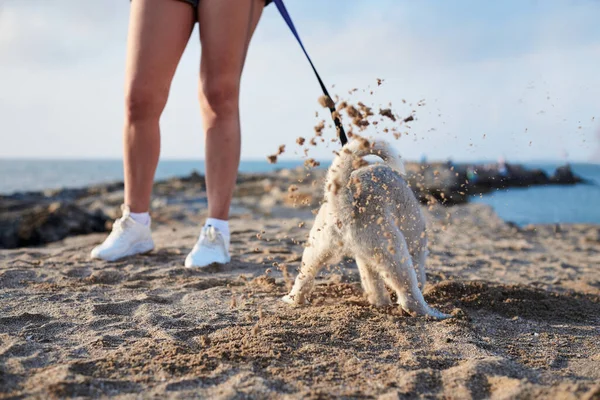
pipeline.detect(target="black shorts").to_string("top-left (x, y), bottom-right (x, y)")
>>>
top-left (179, 0), bottom-right (272, 8)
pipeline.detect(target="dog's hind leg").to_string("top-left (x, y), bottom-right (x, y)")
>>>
top-left (372, 229), bottom-right (448, 319)
top-left (356, 256), bottom-right (391, 306)
top-left (402, 220), bottom-right (428, 290)
top-left (410, 234), bottom-right (428, 290)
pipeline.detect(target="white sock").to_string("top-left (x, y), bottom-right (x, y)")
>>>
top-left (130, 212), bottom-right (151, 227)
top-left (205, 218), bottom-right (229, 238)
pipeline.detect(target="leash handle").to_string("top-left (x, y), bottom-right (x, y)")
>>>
top-left (272, 0), bottom-right (348, 146)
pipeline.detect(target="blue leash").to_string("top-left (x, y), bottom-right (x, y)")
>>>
top-left (272, 0), bottom-right (348, 146)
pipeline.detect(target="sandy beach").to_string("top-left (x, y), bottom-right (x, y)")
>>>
top-left (1, 168), bottom-right (599, 399)
top-left (2, 0), bottom-right (600, 397)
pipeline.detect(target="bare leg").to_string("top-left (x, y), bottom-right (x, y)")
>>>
top-left (356, 256), bottom-right (391, 306)
top-left (197, 0), bottom-right (265, 220)
top-left (123, 0), bottom-right (195, 212)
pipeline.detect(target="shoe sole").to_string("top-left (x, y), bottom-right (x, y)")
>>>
top-left (184, 256), bottom-right (231, 269)
top-left (91, 240), bottom-right (155, 262)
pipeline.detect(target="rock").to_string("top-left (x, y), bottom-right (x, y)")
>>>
top-left (0, 202), bottom-right (109, 249)
top-left (0, 162), bottom-right (586, 249)
top-left (550, 165), bottom-right (583, 184)
top-left (182, 170), bottom-right (205, 183)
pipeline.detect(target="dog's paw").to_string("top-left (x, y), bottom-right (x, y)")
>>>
top-left (281, 294), bottom-right (296, 305)
top-left (401, 305), bottom-right (451, 320)
top-left (427, 309), bottom-right (452, 320)
top-left (422, 307), bottom-right (452, 320)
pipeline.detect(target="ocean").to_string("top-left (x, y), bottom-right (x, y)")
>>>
top-left (471, 163), bottom-right (600, 226)
top-left (1, 159), bottom-right (599, 226)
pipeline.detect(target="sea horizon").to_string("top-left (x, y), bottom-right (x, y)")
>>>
top-left (2, 159), bottom-right (599, 226)
top-left (1, 158), bottom-right (598, 195)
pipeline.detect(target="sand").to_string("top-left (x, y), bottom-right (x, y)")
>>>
top-left (1, 172), bottom-right (599, 399)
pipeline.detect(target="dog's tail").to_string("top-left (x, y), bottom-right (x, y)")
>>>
top-left (325, 136), bottom-right (405, 195)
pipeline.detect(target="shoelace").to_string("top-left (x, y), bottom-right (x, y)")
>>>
top-left (199, 226), bottom-right (220, 248)
top-left (107, 216), bottom-right (130, 241)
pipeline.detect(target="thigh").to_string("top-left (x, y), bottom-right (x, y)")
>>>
top-left (197, 0), bottom-right (265, 85)
top-left (126, 0), bottom-right (196, 95)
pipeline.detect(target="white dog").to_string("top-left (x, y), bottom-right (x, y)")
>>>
top-left (282, 136), bottom-right (448, 319)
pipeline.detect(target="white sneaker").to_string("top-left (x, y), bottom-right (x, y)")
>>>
top-left (184, 225), bottom-right (230, 268)
top-left (90, 205), bottom-right (154, 261)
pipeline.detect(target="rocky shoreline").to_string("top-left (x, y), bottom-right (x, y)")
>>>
top-left (0, 162), bottom-right (586, 249)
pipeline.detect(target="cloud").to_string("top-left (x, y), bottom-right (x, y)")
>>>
top-left (0, 0), bottom-right (598, 162)
top-left (0, 0), bottom-right (127, 68)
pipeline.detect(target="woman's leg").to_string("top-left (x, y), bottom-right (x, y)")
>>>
top-left (91, 0), bottom-right (195, 261)
top-left (123, 0), bottom-right (196, 213)
top-left (197, 0), bottom-right (265, 220)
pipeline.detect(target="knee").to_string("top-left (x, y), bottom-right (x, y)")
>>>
top-left (199, 76), bottom-right (240, 116)
top-left (124, 84), bottom-right (168, 123)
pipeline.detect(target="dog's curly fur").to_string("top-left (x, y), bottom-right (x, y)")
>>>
top-left (282, 136), bottom-right (448, 319)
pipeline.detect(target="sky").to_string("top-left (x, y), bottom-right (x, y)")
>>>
top-left (0, 0), bottom-right (599, 163)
